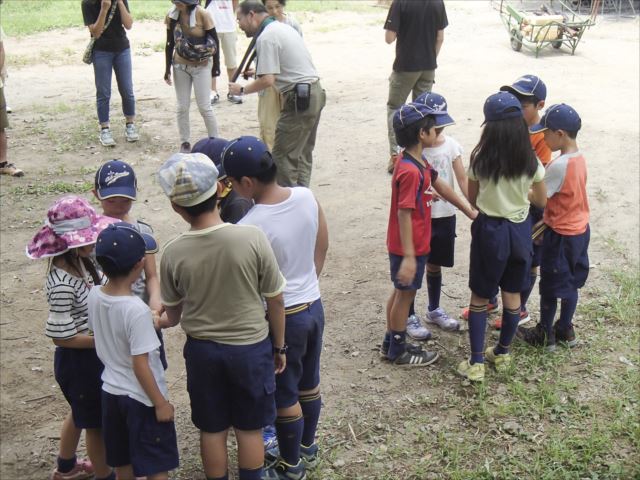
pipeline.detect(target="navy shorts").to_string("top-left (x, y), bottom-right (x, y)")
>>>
top-left (54, 347), bottom-right (104, 429)
top-left (529, 206), bottom-right (544, 268)
top-left (101, 391), bottom-right (179, 477)
top-left (184, 336), bottom-right (276, 433)
top-left (276, 300), bottom-right (325, 409)
top-left (469, 214), bottom-right (533, 299)
top-left (539, 226), bottom-right (590, 298)
top-left (427, 216), bottom-right (456, 267)
top-left (389, 253), bottom-right (427, 290)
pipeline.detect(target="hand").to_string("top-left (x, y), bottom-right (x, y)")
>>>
top-left (155, 400), bottom-right (175, 422)
top-left (431, 190), bottom-right (441, 202)
top-left (164, 73), bottom-right (172, 86)
top-left (101, 0), bottom-right (112, 11)
top-left (274, 352), bottom-right (286, 374)
top-left (242, 67), bottom-right (255, 79)
top-left (228, 82), bottom-right (242, 96)
top-left (151, 310), bottom-right (161, 330)
top-left (468, 208), bottom-right (479, 220)
top-left (396, 256), bottom-right (416, 287)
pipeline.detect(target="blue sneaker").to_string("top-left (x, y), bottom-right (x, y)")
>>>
top-left (262, 460), bottom-right (307, 480)
top-left (263, 425), bottom-right (278, 451)
top-left (264, 444), bottom-right (279, 469)
top-left (300, 443), bottom-right (318, 470)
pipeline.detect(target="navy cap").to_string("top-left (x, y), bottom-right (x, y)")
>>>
top-left (96, 222), bottom-right (158, 271)
top-left (191, 137), bottom-right (230, 179)
top-left (95, 160), bottom-right (137, 200)
top-left (500, 74), bottom-right (547, 101)
top-left (483, 92), bottom-right (523, 123)
top-left (414, 92), bottom-right (455, 127)
top-left (530, 103), bottom-right (582, 133)
top-left (221, 136), bottom-right (274, 179)
top-left (392, 102), bottom-right (438, 131)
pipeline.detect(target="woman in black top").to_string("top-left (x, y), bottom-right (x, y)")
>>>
top-left (82, 0), bottom-right (139, 147)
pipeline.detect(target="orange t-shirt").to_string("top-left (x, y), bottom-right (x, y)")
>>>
top-left (530, 131), bottom-right (552, 166)
top-left (543, 152), bottom-right (590, 235)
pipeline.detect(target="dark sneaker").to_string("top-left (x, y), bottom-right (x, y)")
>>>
top-left (180, 142), bottom-right (191, 153)
top-left (262, 460), bottom-right (307, 480)
top-left (554, 324), bottom-right (578, 348)
top-left (393, 349), bottom-right (439, 367)
top-left (516, 323), bottom-right (556, 352)
top-left (300, 443), bottom-right (318, 470)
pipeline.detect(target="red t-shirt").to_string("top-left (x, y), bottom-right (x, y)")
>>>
top-left (387, 153), bottom-right (437, 256)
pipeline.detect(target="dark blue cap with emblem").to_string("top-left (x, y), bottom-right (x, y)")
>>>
top-left (221, 136), bottom-right (274, 178)
top-left (95, 160), bottom-right (137, 200)
top-left (530, 103), bottom-right (582, 133)
top-left (500, 74), bottom-right (547, 101)
top-left (414, 92), bottom-right (455, 127)
top-left (191, 137), bottom-right (230, 179)
top-left (482, 91), bottom-right (523, 124)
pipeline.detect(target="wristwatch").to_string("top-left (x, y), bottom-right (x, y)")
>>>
top-left (240, 86), bottom-right (245, 95)
top-left (273, 344), bottom-right (288, 355)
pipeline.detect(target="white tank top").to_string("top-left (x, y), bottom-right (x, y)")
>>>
top-left (239, 187), bottom-right (321, 307)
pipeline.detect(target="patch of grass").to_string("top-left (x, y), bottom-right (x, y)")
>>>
top-left (10, 181), bottom-right (93, 196)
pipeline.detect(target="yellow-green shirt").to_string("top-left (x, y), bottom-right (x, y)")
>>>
top-left (467, 160), bottom-right (545, 223)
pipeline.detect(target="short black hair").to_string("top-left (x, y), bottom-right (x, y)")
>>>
top-left (512, 91), bottom-right (542, 106)
top-left (261, 0), bottom-right (286, 5)
top-left (180, 192), bottom-right (219, 217)
top-left (230, 162), bottom-right (278, 185)
top-left (95, 256), bottom-right (137, 280)
top-left (394, 115), bottom-right (437, 149)
top-left (239, 0), bottom-right (268, 15)
top-left (554, 129), bottom-right (578, 139)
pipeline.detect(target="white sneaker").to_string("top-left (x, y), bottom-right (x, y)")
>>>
top-left (227, 93), bottom-right (243, 104)
top-left (210, 91), bottom-right (220, 105)
top-left (99, 128), bottom-right (116, 147)
top-left (406, 314), bottom-right (432, 341)
top-left (125, 123), bottom-right (139, 142)
top-left (425, 307), bottom-right (460, 331)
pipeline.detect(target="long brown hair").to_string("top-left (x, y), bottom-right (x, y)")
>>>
top-left (51, 249), bottom-right (101, 286)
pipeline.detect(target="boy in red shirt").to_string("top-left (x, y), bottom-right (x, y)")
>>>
top-left (382, 102), bottom-right (476, 366)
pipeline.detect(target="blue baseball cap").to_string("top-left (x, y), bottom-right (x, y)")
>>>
top-left (95, 160), bottom-right (137, 200)
top-left (221, 136), bottom-right (274, 179)
top-left (414, 92), bottom-right (455, 127)
top-left (191, 137), bottom-right (230, 179)
top-left (392, 102), bottom-right (438, 131)
top-left (96, 222), bottom-right (158, 271)
top-left (530, 103), bottom-right (582, 133)
top-left (500, 74), bottom-right (547, 101)
top-left (483, 91), bottom-right (523, 123)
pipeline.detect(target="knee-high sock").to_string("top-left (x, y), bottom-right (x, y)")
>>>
top-left (520, 272), bottom-right (537, 311)
top-left (468, 304), bottom-right (487, 364)
top-left (495, 307), bottom-right (520, 354)
top-left (427, 270), bottom-right (442, 312)
top-left (299, 392), bottom-right (322, 447)
top-left (557, 290), bottom-right (578, 330)
top-left (275, 414), bottom-right (304, 465)
top-left (388, 329), bottom-right (406, 360)
top-left (238, 468), bottom-right (261, 480)
top-left (540, 295), bottom-right (557, 338)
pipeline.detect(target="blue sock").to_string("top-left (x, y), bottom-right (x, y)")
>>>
top-left (557, 290), bottom-right (578, 330)
top-left (57, 455), bottom-right (76, 474)
top-left (275, 414), bottom-right (304, 465)
top-left (540, 295), bottom-right (557, 339)
top-left (520, 273), bottom-right (537, 312)
top-left (427, 270), bottom-right (442, 312)
top-left (299, 392), bottom-right (321, 447)
top-left (96, 472), bottom-right (116, 480)
top-left (495, 307), bottom-right (520, 354)
top-left (382, 331), bottom-right (390, 353)
top-left (467, 304), bottom-right (487, 364)
top-left (238, 468), bottom-right (261, 480)
top-left (388, 329), bottom-right (406, 360)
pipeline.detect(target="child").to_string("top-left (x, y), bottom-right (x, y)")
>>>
top-left (383, 102), bottom-right (476, 366)
top-left (93, 159), bottom-right (167, 370)
top-left (191, 137), bottom-right (254, 223)
top-left (223, 136), bottom-right (328, 479)
top-left (88, 222), bottom-right (179, 479)
top-left (518, 104), bottom-right (589, 350)
top-left (405, 92), bottom-right (468, 335)
top-left (156, 152), bottom-right (287, 480)
top-left (499, 74), bottom-right (552, 328)
top-left (26, 195), bottom-right (116, 480)
top-left (457, 92), bottom-right (547, 382)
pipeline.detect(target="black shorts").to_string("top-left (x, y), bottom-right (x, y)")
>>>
top-left (427, 216), bottom-right (456, 267)
top-left (184, 336), bottom-right (276, 433)
top-left (54, 347), bottom-right (104, 429)
top-left (469, 214), bottom-right (533, 299)
top-left (539, 226), bottom-right (590, 298)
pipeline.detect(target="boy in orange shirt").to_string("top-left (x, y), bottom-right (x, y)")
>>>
top-left (518, 104), bottom-right (589, 350)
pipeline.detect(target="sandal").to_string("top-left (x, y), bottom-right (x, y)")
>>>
top-left (0, 162), bottom-right (24, 177)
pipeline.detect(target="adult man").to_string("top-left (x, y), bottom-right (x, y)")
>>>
top-left (229, 0), bottom-right (326, 188)
top-left (384, 0), bottom-right (448, 173)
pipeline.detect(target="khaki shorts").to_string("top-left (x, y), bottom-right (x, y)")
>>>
top-left (218, 31), bottom-right (238, 70)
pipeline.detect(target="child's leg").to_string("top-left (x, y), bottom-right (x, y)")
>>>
top-left (58, 413), bottom-right (82, 465)
top-left (426, 264), bottom-right (442, 312)
top-left (115, 465), bottom-right (135, 480)
top-left (382, 289), bottom-right (397, 352)
top-left (388, 289), bottom-right (416, 359)
top-left (275, 403), bottom-right (304, 466)
top-left (520, 266), bottom-right (538, 311)
top-left (147, 472), bottom-right (169, 480)
top-left (540, 294), bottom-right (557, 338)
top-left (85, 428), bottom-right (112, 478)
top-left (234, 429), bottom-right (265, 480)
top-left (557, 290), bottom-right (578, 330)
top-left (468, 293), bottom-right (489, 364)
top-left (494, 291), bottom-right (521, 355)
top-left (201, 430), bottom-right (229, 479)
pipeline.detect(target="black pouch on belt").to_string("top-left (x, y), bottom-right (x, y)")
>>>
top-left (294, 83), bottom-right (311, 111)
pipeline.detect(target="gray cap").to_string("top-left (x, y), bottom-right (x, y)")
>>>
top-left (157, 153), bottom-right (219, 207)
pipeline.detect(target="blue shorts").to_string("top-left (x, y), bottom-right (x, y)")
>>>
top-left (389, 253), bottom-right (427, 290)
top-left (54, 347), bottom-right (104, 429)
top-left (427, 216), bottom-right (456, 268)
top-left (529, 206), bottom-right (544, 268)
top-left (184, 336), bottom-right (276, 433)
top-left (469, 214), bottom-right (533, 299)
top-left (101, 392), bottom-right (179, 477)
top-left (276, 300), bottom-right (325, 409)
top-left (539, 226), bottom-right (590, 298)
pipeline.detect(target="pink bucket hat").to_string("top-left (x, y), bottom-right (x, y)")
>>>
top-left (26, 195), bottom-right (118, 259)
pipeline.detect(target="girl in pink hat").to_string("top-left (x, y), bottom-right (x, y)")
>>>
top-left (27, 195), bottom-right (117, 480)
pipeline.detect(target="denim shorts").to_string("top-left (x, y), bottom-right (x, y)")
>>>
top-left (540, 226), bottom-right (590, 298)
top-left (101, 391), bottom-right (179, 477)
top-left (184, 336), bottom-right (276, 433)
top-left (275, 300), bottom-right (324, 409)
top-left (389, 253), bottom-right (428, 290)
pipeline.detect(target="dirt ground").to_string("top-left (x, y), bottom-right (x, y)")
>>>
top-left (1, 2), bottom-right (638, 479)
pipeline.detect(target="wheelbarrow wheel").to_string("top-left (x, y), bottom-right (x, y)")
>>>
top-left (510, 29), bottom-right (523, 52)
top-left (552, 31), bottom-right (563, 49)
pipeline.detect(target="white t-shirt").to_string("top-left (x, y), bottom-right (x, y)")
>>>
top-left (423, 135), bottom-right (463, 218)
top-left (206, 0), bottom-right (236, 33)
top-left (88, 287), bottom-right (167, 407)
top-left (239, 187), bottom-right (321, 307)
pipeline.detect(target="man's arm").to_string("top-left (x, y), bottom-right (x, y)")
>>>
top-left (265, 293), bottom-right (286, 374)
top-left (228, 73), bottom-right (275, 96)
top-left (435, 29), bottom-right (444, 57)
top-left (132, 353), bottom-right (174, 422)
top-left (314, 201), bottom-right (329, 277)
